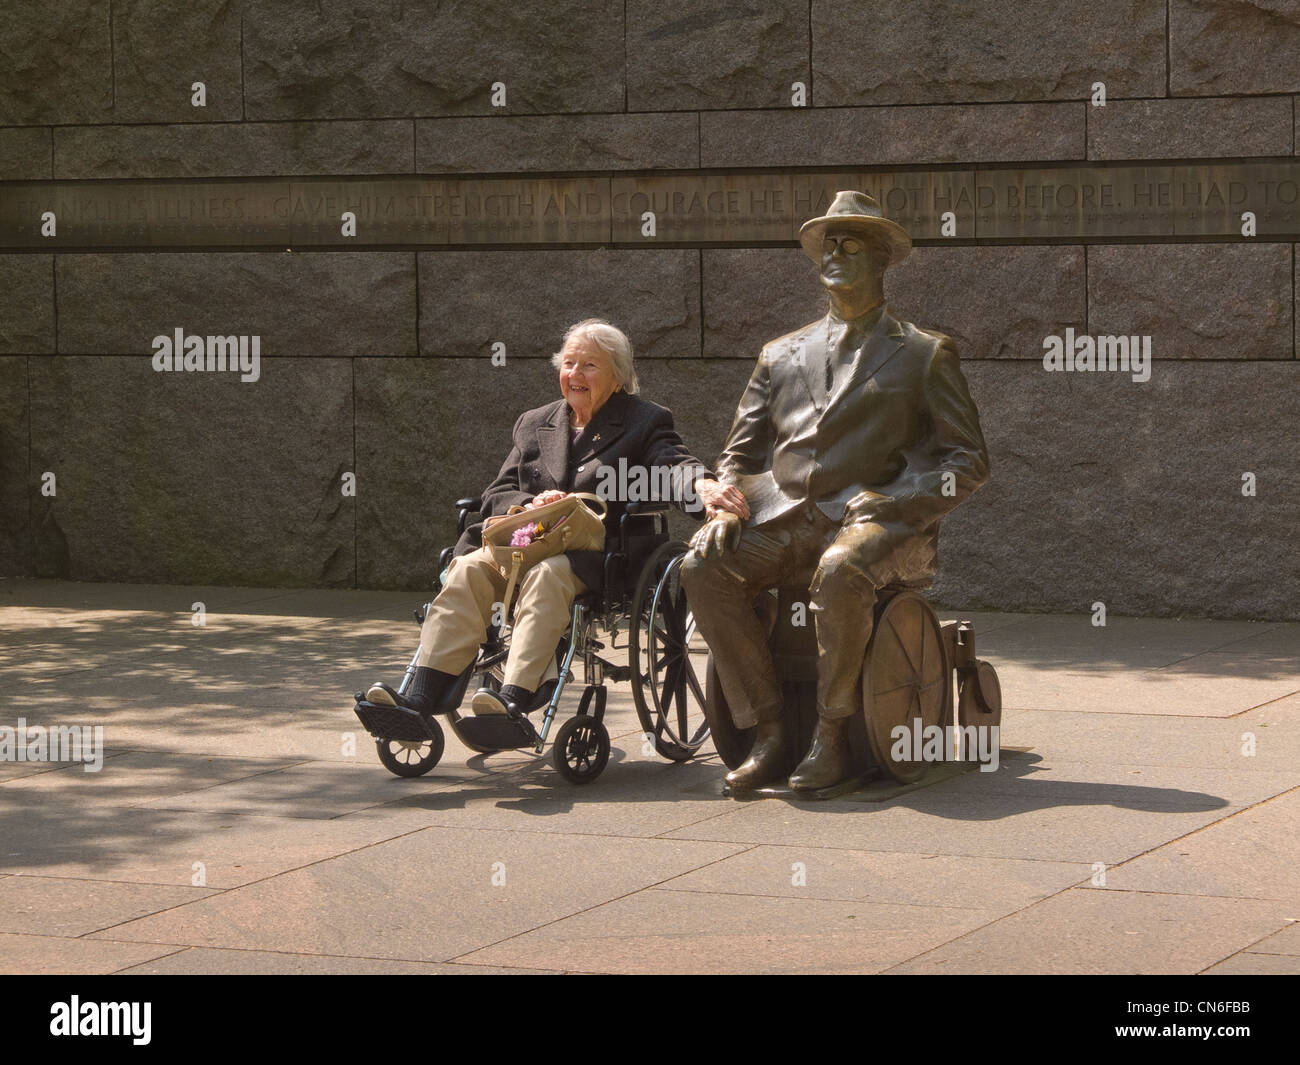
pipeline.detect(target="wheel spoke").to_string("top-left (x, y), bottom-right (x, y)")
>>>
top-left (684, 660), bottom-right (707, 706)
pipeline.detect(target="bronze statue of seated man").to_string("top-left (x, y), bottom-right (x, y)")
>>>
top-left (681, 190), bottom-right (991, 794)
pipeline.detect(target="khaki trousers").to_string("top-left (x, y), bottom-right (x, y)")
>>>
top-left (416, 547), bottom-right (587, 692)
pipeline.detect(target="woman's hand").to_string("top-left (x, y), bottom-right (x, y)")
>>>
top-left (695, 478), bottom-right (750, 521)
top-left (525, 489), bottom-right (567, 510)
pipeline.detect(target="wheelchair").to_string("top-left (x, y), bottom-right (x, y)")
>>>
top-left (352, 497), bottom-right (715, 785)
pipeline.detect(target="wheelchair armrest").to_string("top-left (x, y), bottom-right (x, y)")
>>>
top-left (456, 497), bottom-right (482, 536)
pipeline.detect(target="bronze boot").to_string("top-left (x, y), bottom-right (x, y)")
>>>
top-left (725, 711), bottom-right (788, 792)
top-left (788, 714), bottom-right (853, 792)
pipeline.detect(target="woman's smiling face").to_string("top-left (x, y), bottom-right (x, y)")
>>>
top-left (559, 337), bottom-right (620, 423)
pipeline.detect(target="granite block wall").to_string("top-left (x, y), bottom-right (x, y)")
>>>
top-left (2, 0), bottom-right (1298, 619)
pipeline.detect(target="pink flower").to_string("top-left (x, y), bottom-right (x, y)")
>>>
top-left (510, 522), bottom-right (540, 547)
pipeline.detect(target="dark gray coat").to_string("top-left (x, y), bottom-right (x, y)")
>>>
top-left (454, 390), bottom-right (714, 592)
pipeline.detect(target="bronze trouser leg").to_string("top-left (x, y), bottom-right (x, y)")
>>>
top-left (680, 510), bottom-right (827, 729)
top-left (809, 519), bottom-right (934, 718)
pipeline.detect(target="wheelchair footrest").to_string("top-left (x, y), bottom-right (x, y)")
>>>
top-left (353, 700), bottom-right (436, 743)
top-left (455, 713), bottom-right (538, 750)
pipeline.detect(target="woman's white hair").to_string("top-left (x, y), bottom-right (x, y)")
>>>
top-left (551, 318), bottom-right (639, 395)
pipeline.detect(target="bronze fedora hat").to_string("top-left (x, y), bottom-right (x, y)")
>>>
top-left (798, 190), bottom-right (912, 265)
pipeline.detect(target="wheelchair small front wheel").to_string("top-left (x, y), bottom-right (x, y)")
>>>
top-left (375, 722), bottom-right (445, 778)
top-left (552, 714), bottom-right (610, 784)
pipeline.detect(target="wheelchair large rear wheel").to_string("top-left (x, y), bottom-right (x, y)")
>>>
top-left (861, 591), bottom-right (951, 784)
top-left (630, 541), bottom-right (712, 762)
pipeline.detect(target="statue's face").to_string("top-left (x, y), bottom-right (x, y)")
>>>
top-left (819, 226), bottom-right (878, 294)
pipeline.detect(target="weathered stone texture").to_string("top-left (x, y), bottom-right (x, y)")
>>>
top-left (703, 248), bottom-right (826, 359)
top-left (1089, 244), bottom-right (1293, 360)
top-left (355, 355), bottom-right (751, 588)
top-left (55, 121), bottom-right (413, 180)
top-left (1171, 0), bottom-right (1300, 96)
top-left (416, 113), bottom-right (698, 173)
top-left (57, 252), bottom-right (416, 357)
top-left (702, 246), bottom-right (1086, 362)
top-left (417, 250), bottom-right (700, 360)
top-left (111, 0), bottom-right (243, 122)
top-left (888, 247), bottom-right (1086, 360)
top-left (0, 255), bottom-right (55, 354)
top-left (933, 362), bottom-right (1300, 621)
top-left (811, 0), bottom-right (1167, 105)
top-left (1088, 98), bottom-right (1295, 160)
top-left (0, 128), bottom-right (52, 180)
top-left (243, 0), bottom-right (625, 119)
top-left (0, 0), bottom-right (112, 124)
top-left (0, 357), bottom-right (31, 577)
top-left (27, 356), bottom-right (354, 585)
top-left (626, 1), bottom-right (809, 111)
top-left (700, 104), bottom-right (1084, 168)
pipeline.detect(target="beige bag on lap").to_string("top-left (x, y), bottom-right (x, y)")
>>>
top-left (480, 492), bottom-right (607, 631)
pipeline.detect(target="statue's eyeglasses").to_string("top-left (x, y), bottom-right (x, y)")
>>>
top-left (822, 235), bottom-right (865, 255)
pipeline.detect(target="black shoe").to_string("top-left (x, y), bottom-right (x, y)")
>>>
top-left (365, 667), bottom-right (459, 716)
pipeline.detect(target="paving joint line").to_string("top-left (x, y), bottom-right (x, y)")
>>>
top-left (867, 785), bottom-right (1300, 972)
top-left (443, 843), bottom-right (762, 964)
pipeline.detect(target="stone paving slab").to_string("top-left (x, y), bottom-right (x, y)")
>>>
top-left (924, 756), bottom-right (1297, 809)
top-left (978, 614), bottom-right (1273, 666)
top-left (116, 947), bottom-right (557, 975)
top-left (1244, 923), bottom-right (1300, 955)
top-left (131, 761), bottom-right (466, 821)
top-left (1007, 697), bottom-right (1300, 773)
top-left (0, 752), bottom-right (132, 782)
top-left (661, 785), bottom-right (1241, 864)
top-left (0, 934), bottom-right (184, 977)
top-left (2, 581), bottom-right (1297, 974)
top-left (985, 662), bottom-right (1297, 717)
top-left (1102, 788), bottom-right (1300, 904)
top-left (0, 804), bottom-right (436, 889)
top-left (1203, 952), bottom-right (1300, 974)
top-left (884, 888), bottom-right (1290, 975)
top-left (457, 889), bottom-right (1004, 975)
top-left (342, 755), bottom-right (743, 840)
top-left (88, 829), bottom-right (748, 963)
top-left (0, 875), bottom-right (214, 937)
top-left (0, 752), bottom-right (303, 804)
top-left (657, 845), bottom-right (1094, 909)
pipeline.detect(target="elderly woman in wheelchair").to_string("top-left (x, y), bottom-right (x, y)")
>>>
top-left (352, 318), bottom-right (747, 780)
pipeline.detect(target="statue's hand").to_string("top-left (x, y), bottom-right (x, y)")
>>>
top-left (690, 510), bottom-right (742, 559)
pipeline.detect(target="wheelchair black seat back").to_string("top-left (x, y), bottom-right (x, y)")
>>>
top-left (353, 496), bottom-right (716, 784)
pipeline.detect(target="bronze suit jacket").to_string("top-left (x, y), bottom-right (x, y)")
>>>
top-left (454, 390), bottom-right (714, 592)
top-left (717, 305), bottom-right (989, 562)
